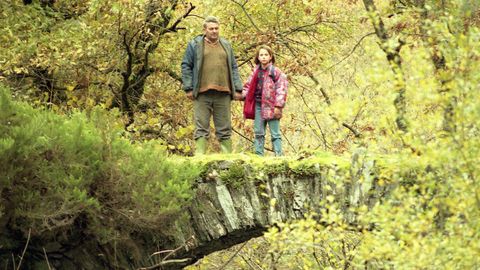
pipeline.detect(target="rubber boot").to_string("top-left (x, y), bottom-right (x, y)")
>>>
top-left (195, 137), bottom-right (207, 155)
top-left (220, 139), bottom-right (232, 154)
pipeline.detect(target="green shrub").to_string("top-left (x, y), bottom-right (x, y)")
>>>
top-left (0, 84), bottom-right (201, 251)
top-left (1, 86), bottom-right (103, 234)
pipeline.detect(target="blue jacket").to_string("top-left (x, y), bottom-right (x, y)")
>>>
top-left (181, 35), bottom-right (243, 98)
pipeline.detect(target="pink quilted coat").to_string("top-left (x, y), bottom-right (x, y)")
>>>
top-left (242, 64), bottom-right (288, 120)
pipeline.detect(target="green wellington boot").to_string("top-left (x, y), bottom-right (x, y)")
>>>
top-left (195, 137), bottom-right (207, 155)
top-left (220, 139), bottom-right (232, 154)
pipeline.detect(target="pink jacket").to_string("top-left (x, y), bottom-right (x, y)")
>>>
top-left (242, 64), bottom-right (288, 120)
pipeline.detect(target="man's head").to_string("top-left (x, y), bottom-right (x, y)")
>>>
top-left (203, 16), bottom-right (220, 42)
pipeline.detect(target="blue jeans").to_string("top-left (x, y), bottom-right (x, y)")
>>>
top-left (254, 102), bottom-right (283, 156)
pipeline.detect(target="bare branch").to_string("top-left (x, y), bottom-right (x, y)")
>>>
top-left (138, 258), bottom-right (191, 270)
top-left (16, 228), bottom-right (31, 270)
top-left (154, 67), bottom-right (182, 82)
top-left (233, 127), bottom-right (275, 153)
top-left (342, 123), bottom-right (361, 138)
top-left (281, 129), bottom-right (298, 154)
top-left (230, 0), bottom-right (262, 32)
top-left (363, 0), bottom-right (408, 132)
top-left (138, 236), bottom-right (195, 270)
top-left (321, 32), bottom-right (375, 74)
top-left (296, 83), bottom-right (330, 149)
top-left (218, 241), bottom-right (248, 269)
top-left (43, 247), bottom-right (52, 270)
top-left (158, 2), bottom-right (196, 35)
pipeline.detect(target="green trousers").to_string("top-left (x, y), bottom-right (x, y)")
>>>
top-left (194, 90), bottom-right (232, 141)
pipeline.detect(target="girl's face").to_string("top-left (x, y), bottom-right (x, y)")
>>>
top-left (258, 49), bottom-right (272, 66)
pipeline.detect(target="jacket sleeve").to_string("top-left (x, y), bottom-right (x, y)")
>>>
top-left (274, 69), bottom-right (288, 108)
top-left (242, 73), bottom-right (254, 99)
top-left (180, 41), bottom-right (194, 92)
top-left (230, 49), bottom-right (243, 92)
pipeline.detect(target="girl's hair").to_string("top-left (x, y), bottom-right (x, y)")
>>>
top-left (254, 45), bottom-right (275, 65)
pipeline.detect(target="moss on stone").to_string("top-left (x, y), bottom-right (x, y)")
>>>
top-left (185, 151), bottom-right (351, 187)
top-left (219, 160), bottom-right (247, 188)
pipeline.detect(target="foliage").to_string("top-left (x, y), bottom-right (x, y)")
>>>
top-left (0, 0), bottom-right (370, 156)
top-left (0, 84), bottom-right (104, 235)
top-left (219, 160), bottom-right (248, 188)
top-left (187, 0), bottom-right (480, 269)
top-left (0, 0), bottom-right (196, 153)
top-left (189, 152), bottom-right (479, 269)
top-left (1, 0), bottom-right (480, 268)
top-left (0, 84), bottom-right (201, 262)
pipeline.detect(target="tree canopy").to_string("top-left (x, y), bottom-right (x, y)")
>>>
top-left (1, 0), bottom-right (479, 269)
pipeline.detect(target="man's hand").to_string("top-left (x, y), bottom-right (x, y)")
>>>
top-left (274, 107), bottom-right (282, 119)
top-left (186, 91), bottom-right (194, 100)
top-left (233, 92), bottom-right (243, 101)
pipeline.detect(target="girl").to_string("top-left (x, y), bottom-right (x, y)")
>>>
top-left (243, 45), bottom-right (288, 156)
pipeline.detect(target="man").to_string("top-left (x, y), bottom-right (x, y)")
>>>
top-left (181, 16), bottom-right (243, 155)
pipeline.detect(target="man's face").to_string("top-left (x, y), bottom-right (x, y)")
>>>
top-left (204, 22), bottom-right (219, 42)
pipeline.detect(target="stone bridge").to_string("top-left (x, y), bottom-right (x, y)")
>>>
top-left (156, 153), bottom-right (393, 269)
top-left (5, 152), bottom-right (401, 270)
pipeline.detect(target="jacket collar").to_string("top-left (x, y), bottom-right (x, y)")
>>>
top-left (256, 63), bottom-right (273, 72)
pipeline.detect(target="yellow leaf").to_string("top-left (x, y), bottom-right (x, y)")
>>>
top-left (147, 118), bottom-right (157, 126)
top-left (87, 98), bottom-right (95, 107)
top-left (270, 198), bottom-right (277, 207)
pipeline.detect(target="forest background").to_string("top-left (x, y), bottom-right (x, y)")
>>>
top-left (1, 0), bottom-right (479, 269)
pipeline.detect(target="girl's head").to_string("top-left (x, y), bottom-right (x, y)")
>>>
top-left (254, 45), bottom-right (275, 66)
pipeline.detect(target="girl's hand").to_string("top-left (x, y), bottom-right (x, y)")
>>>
top-left (274, 107), bottom-right (282, 119)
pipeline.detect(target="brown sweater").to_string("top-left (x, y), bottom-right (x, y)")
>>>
top-left (199, 41), bottom-right (231, 93)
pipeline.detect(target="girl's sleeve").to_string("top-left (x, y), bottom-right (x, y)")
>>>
top-left (242, 73), bottom-right (253, 99)
top-left (274, 69), bottom-right (288, 108)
